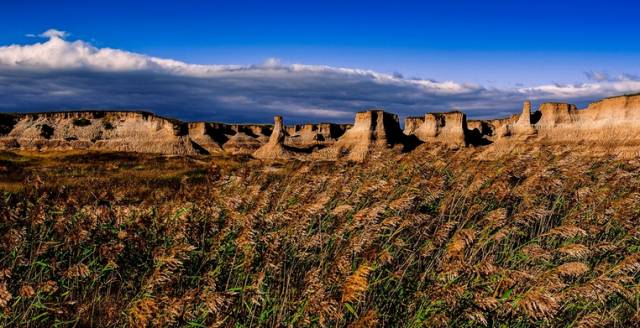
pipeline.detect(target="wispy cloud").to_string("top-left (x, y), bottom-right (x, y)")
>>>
top-left (0, 29), bottom-right (639, 123)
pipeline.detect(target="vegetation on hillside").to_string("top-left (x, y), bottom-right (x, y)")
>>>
top-left (1, 145), bottom-right (640, 327)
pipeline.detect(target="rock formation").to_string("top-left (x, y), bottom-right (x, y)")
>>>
top-left (511, 101), bottom-right (537, 135)
top-left (3, 93), bottom-right (640, 159)
top-left (0, 111), bottom-right (200, 155)
top-left (537, 103), bottom-right (578, 127)
top-left (187, 122), bottom-right (224, 154)
top-left (221, 132), bottom-right (263, 155)
top-left (494, 101), bottom-right (537, 138)
top-left (253, 116), bottom-right (292, 160)
top-left (285, 123), bottom-right (350, 148)
top-left (404, 111), bottom-right (467, 147)
top-left (0, 111), bottom-right (274, 156)
top-left (228, 124), bottom-right (271, 143)
top-left (317, 110), bottom-right (404, 162)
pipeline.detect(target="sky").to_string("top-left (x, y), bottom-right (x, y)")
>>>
top-left (0, 0), bottom-right (639, 123)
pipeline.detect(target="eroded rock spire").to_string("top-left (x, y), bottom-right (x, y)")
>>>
top-left (253, 115), bottom-right (291, 160)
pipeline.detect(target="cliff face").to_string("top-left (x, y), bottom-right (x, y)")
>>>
top-left (317, 110), bottom-right (405, 162)
top-left (403, 117), bottom-right (424, 136)
top-left (490, 94), bottom-right (640, 143)
top-left (404, 112), bottom-right (467, 147)
top-left (285, 123), bottom-right (350, 148)
top-left (537, 103), bottom-right (578, 127)
top-left (187, 122), bottom-right (224, 154)
top-left (1, 111), bottom-right (200, 155)
top-left (582, 94), bottom-right (640, 121)
top-left (0, 111), bottom-right (274, 156)
top-left (4, 93), bottom-right (640, 158)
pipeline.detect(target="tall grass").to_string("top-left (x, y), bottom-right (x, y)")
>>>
top-left (1, 144), bottom-right (639, 327)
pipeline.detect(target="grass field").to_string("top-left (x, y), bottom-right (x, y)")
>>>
top-left (1, 145), bottom-right (640, 327)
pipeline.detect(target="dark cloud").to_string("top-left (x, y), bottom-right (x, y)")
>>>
top-left (0, 31), bottom-right (639, 123)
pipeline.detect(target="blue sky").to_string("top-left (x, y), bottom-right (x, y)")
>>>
top-left (0, 0), bottom-right (639, 122)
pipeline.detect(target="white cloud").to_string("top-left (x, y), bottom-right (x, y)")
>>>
top-left (0, 30), bottom-right (478, 94)
top-left (519, 80), bottom-right (640, 99)
top-left (40, 29), bottom-right (69, 39)
top-left (0, 29), bottom-right (639, 122)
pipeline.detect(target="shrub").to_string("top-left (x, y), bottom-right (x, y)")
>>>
top-left (72, 118), bottom-right (92, 127)
top-left (38, 124), bottom-right (54, 138)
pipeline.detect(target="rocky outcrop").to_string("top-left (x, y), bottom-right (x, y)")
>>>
top-left (253, 116), bottom-right (291, 160)
top-left (493, 101), bottom-right (537, 138)
top-left (0, 111), bottom-right (273, 156)
top-left (187, 122), bottom-right (224, 154)
top-left (228, 124), bottom-right (271, 143)
top-left (285, 123), bottom-right (350, 148)
top-left (537, 103), bottom-right (578, 128)
top-left (4, 93), bottom-right (640, 158)
top-left (481, 94), bottom-right (640, 143)
top-left (512, 101), bottom-right (537, 135)
top-left (1, 111), bottom-right (201, 155)
top-left (404, 111), bottom-right (467, 147)
top-left (318, 110), bottom-right (404, 162)
top-left (582, 94), bottom-right (640, 121)
top-left (221, 133), bottom-right (262, 155)
top-left (403, 117), bottom-right (425, 136)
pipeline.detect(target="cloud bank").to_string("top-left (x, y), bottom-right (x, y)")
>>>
top-left (1, 29), bottom-right (639, 123)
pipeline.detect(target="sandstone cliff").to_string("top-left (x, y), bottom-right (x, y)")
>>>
top-left (0, 111), bottom-right (273, 156)
top-left (317, 110), bottom-right (405, 162)
top-left (285, 123), bottom-right (350, 148)
top-left (404, 111), bottom-right (467, 147)
top-left (537, 103), bottom-right (578, 127)
top-left (490, 94), bottom-right (640, 143)
top-left (1, 111), bottom-right (201, 155)
top-left (187, 122), bottom-right (224, 154)
top-left (4, 93), bottom-right (640, 159)
top-left (512, 101), bottom-right (537, 135)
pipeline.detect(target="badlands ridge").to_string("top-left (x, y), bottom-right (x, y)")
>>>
top-left (1, 93), bottom-right (640, 161)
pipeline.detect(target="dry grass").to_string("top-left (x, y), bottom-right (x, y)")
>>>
top-left (1, 143), bottom-right (640, 327)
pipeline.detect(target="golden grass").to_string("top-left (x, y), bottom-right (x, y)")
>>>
top-left (1, 145), bottom-right (640, 326)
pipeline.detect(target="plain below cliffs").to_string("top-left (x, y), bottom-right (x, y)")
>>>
top-left (3, 93), bottom-right (640, 160)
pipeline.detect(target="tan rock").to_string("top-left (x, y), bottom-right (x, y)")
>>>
top-left (537, 102), bottom-right (578, 127)
top-left (403, 116), bottom-right (424, 136)
top-left (318, 110), bottom-right (404, 162)
top-left (285, 123), bottom-right (350, 148)
top-left (222, 132), bottom-right (262, 155)
top-left (1, 111), bottom-right (201, 155)
top-left (406, 111), bottom-right (467, 147)
top-left (188, 122), bottom-right (224, 154)
top-left (510, 101), bottom-right (537, 136)
top-left (253, 116), bottom-right (292, 160)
